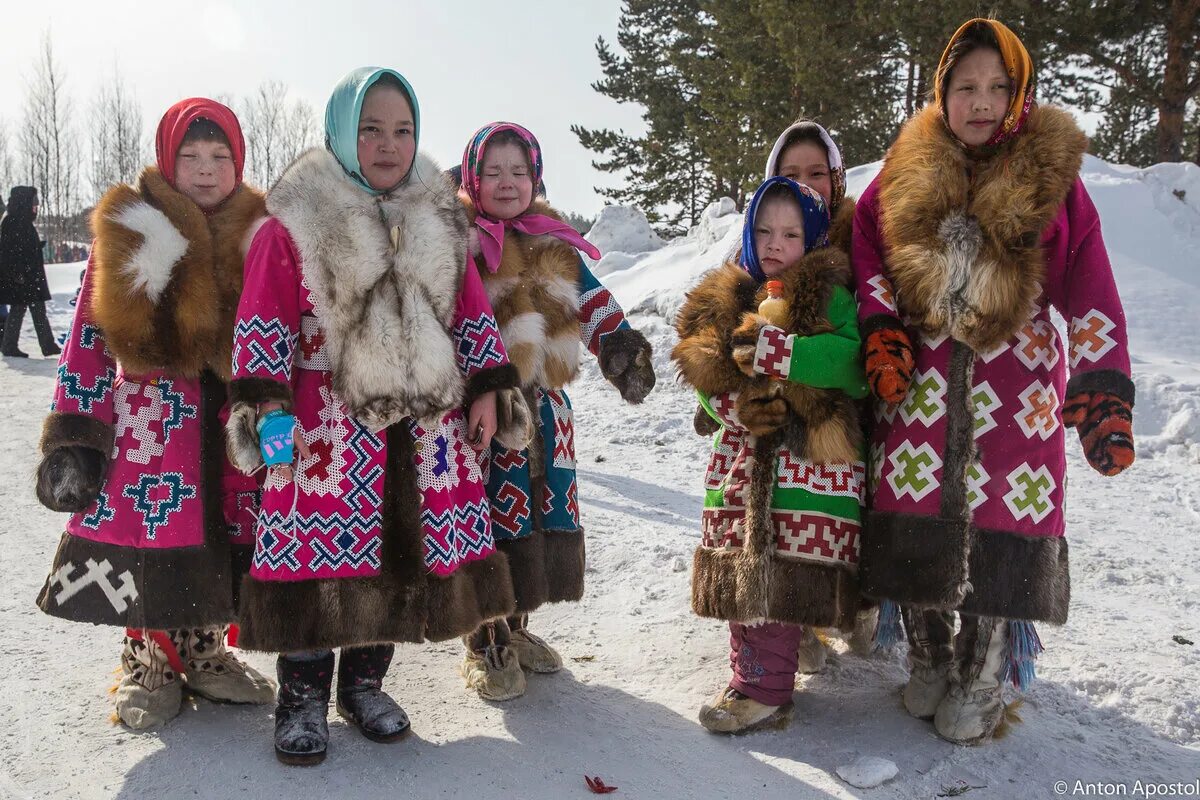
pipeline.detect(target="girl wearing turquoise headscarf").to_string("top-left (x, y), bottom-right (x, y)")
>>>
top-left (226, 68), bottom-right (529, 765)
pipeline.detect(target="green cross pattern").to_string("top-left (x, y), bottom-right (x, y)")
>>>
top-left (893, 447), bottom-right (937, 494)
top-left (971, 387), bottom-right (1000, 433)
top-left (902, 373), bottom-right (942, 422)
top-left (1009, 470), bottom-right (1052, 515)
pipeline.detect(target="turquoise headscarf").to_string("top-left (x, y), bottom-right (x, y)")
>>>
top-left (325, 66), bottom-right (421, 195)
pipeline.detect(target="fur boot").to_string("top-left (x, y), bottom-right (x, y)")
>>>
top-left (114, 632), bottom-right (183, 729)
top-left (934, 616), bottom-right (1009, 745)
top-left (274, 652), bottom-right (333, 766)
top-left (847, 606), bottom-right (881, 658)
top-left (902, 607), bottom-right (956, 720)
top-left (507, 613), bottom-right (562, 674)
top-left (698, 687), bottom-right (794, 735)
top-left (795, 626), bottom-right (827, 674)
top-left (174, 627), bottom-right (275, 704)
top-left (336, 644), bottom-right (410, 742)
top-left (461, 620), bottom-right (526, 701)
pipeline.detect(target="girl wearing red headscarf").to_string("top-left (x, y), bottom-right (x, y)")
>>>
top-left (852, 20), bottom-right (1134, 744)
top-left (33, 98), bottom-right (276, 729)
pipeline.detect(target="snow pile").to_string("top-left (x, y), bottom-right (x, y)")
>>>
top-left (586, 205), bottom-right (667, 278)
top-left (601, 156), bottom-right (1200, 456)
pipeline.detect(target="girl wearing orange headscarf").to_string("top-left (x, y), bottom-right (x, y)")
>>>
top-left (851, 20), bottom-right (1134, 744)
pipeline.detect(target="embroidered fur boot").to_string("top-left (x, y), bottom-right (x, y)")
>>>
top-left (274, 652), bottom-right (333, 766)
top-left (114, 632), bottom-right (183, 729)
top-left (336, 644), bottom-right (410, 742)
top-left (934, 616), bottom-right (1009, 745)
top-left (174, 627), bottom-right (275, 704)
top-left (902, 608), bottom-right (956, 720)
top-left (462, 620), bottom-right (526, 701)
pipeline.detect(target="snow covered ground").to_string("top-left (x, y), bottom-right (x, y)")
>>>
top-left (1, 157), bottom-right (1198, 799)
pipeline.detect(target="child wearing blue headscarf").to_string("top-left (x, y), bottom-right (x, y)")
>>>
top-left (226, 67), bottom-right (529, 765)
top-left (672, 177), bottom-right (868, 735)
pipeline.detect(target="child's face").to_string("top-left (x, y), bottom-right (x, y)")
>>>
top-left (175, 139), bottom-right (237, 209)
top-left (754, 197), bottom-right (806, 278)
top-left (776, 141), bottom-right (832, 208)
top-left (945, 47), bottom-right (1010, 147)
top-left (357, 85), bottom-right (416, 191)
top-left (477, 142), bottom-right (534, 220)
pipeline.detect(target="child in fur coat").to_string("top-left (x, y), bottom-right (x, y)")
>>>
top-left (454, 122), bottom-right (656, 701)
top-left (674, 177), bottom-right (868, 734)
top-left (852, 19), bottom-right (1135, 745)
top-left (225, 70), bottom-right (528, 765)
top-left (33, 99), bottom-right (275, 729)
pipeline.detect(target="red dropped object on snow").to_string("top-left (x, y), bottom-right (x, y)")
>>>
top-left (585, 775), bottom-right (618, 794)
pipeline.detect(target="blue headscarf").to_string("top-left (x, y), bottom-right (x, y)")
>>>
top-left (740, 176), bottom-right (830, 283)
top-left (325, 66), bottom-right (420, 195)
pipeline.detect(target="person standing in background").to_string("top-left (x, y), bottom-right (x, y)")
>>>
top-left (0, 186), bottom-right (58, 358)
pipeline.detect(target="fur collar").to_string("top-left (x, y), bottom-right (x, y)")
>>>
top-left (89, 168), bottom-right (266, 380)
top-left (462, 196), bottom-right (584, 390)
top-left (878, 104), bottom-right (1087, 352)
top-left (267, 148), bottom-right (469, 431)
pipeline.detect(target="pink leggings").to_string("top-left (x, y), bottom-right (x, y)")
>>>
top-left (728, 621), bottom-right (805, 706)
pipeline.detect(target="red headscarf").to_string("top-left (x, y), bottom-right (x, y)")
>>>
top-left (154, 98), bottom-right (246, 188)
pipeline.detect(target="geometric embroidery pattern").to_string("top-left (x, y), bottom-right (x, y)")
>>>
top-left (899, 368), bottom-right (947, 427)
top-left (297, 316), bottom-right (331, 371)
top-left (966, 463), bottom-right (991, 511)
top-left (1014, 380), bottom-right (1060, 441)
top-left (114, 381), bottom-right (164, 465)
top-left (705, 429), bottom-right (743, 491)
top-left (122, 472), bottom-right (197, 540)
top-left (233, 315), bottom-right (297, 378)
top-left (1014, 318), bottom-right (1060, 370)
top-left (579, 285), bottom-right (626, 354)
top-left (866, 274), bottom-right (897, 313)
top-left (79, 322), bottom-right (103, 350)
top-left (297, 384), bottom-right (350, 498)
top-left (1069, 309), bottom-right (1117, 368)
top-left (1002, 463), bottom-right (1056, 523)
top-left (154, 379), bottom-right (198, 443)
top-left (308, 524), bottom-right (382, 573)
top-left (253, 520), bottom-right (304, 572)
top-left (971, 381), bottom-right (1002, 438)
top-left (543, 390), bottom-right (576, 469)
top-left (753, 326), bottom-right (792, 380)
top-left (454, 314), bottom-right (507, 374)
top-left (490, 480), bottom-right (532, 540)
top-left (775, 455), bottom-right (865, 499)
top-left (47, 557), bottom-right (138, 614)
top-left (773, 512), bottom-right (860, 565)
top-left (868, 442), bottom-right (885, 498)
top-left (57, 362), bottom-right (115, 414)
top-left (422, 499), bottom-right (493, 570)
top-left (80, 491), bottom-right (116, 530)
top-left (886, 440), bottom-right (942, 502)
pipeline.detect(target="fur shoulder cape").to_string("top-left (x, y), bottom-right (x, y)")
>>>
top-left (267, 148), bottom-right (469, 431)
top-left (877, 104), bottom-right (1087, 352)
top-left (462, 196), bottom-right (583, 390)
top-left (90, 168), bottom-right (266, 380)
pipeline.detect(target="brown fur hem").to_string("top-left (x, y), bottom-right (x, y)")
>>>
top-left (496, 528), bottom-right (586, 613)
top-left (228, 377), bottom-right (294, 407)
top-left (40, 411), bottom-right (115, 455)
top-left (235, 550), bottom-right (516, 652)
top-left (1065, 368), bottom-right (1135, 405)
top-left (859, 510), bottom-right (1069, 624)
top-left (36, 531), bottom-right (237, 630)
top-left (691, 546), bottom-right (859, 628)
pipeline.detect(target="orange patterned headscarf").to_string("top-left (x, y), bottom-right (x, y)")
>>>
top-left (934, 18), bottom-right (1036, 147)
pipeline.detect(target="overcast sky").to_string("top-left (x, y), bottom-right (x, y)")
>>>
top-left (0, 0), bottom-right (647, 216)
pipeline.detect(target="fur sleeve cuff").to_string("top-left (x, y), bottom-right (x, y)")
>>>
top-left (464, 363), bottom-right (519, 409)
top-left (1065, 368), bottom-right (1135, 405)
top-left (860, 312), bottom-right (907, 339)
top-left (40, 412), bottom-right (115, 457)
top-left (229, 376), bottom-right (294, 408)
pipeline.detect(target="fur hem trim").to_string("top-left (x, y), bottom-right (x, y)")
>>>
top-left (36, 531), bottom-right (237, 629)
top-left (859, 510), bottom-right (1069, 624)
top-left (40, 411), bottom-right (115, 455)
top-left (690, 546), bottom-right (859, 628)
top-left (1065, 368), bottom-right (1135, 405)
top-left (496, 528), bottom-right (586, 613)
top-left (235, 550), bottom-right (516, 651)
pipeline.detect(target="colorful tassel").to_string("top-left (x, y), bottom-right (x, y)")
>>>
top-left (1001, 620), bottom-right (1044, 691)
top-left (872, 599), bottom-right (904, 652)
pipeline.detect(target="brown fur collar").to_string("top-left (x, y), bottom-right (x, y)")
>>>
top-left (878, 104), bottom-right (1087, 352)
top-left (463, 196), bottom-right (584, 389)
top-left (89, 168), bottom-right (265, 380)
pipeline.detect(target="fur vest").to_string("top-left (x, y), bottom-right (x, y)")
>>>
top-left (90, 169), bottom-right (266, 380)
top-left (267, 149), bottom-right (469, 431)
top-left (878, 104), bottom-right (1087, 352)
top-left (673, 249), bottom-right (862, 465)
top-left (463, 197), bottom-right (583, 390)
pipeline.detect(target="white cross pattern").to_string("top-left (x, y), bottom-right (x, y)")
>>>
top-left (49, 558), bottom-right (139, 613)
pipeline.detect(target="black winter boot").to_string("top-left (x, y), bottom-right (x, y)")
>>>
top-left (274, 652), bottom-right (334, 766)
top-left (336, 644), bottom-right (410, 743)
